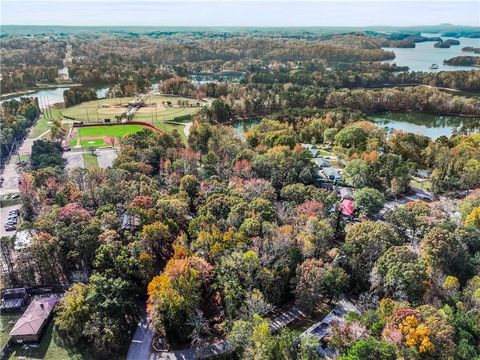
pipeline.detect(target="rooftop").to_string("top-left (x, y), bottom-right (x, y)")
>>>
top-left (10, 296), bottom-right (58, 337)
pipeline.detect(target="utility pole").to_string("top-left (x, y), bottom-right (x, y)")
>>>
top-left (86, 107), bottom-right (90, 122)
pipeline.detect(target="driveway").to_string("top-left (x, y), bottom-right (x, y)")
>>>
top-left (127, 313), bottom-right (155, 360)
top-left (380, 188), bottom-right (434, 215)
top-left (0, 162), bottom-right (21, 195)
top-left (127, 303), bottom-right (302, 360)
top-left (97, 149), bottom-right (118, 168)
top-left (63, 151), bottom-right (84, 170)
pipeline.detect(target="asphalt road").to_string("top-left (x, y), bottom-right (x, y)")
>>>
top-left (97, 149), bottom-right (118, 168)
top-left (380, 188), bottom-right (434, 216)
top-left (64, 151), bottom-right (84, 170)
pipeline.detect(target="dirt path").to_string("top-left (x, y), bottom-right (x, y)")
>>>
top-left (184, 122), bottom-right (193, 137)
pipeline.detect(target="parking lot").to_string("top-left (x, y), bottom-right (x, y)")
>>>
top-left (0, 204), bottom-right (21, 237)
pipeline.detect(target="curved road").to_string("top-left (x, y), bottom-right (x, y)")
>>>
top-left (127, 305), bottom-right (304, 360)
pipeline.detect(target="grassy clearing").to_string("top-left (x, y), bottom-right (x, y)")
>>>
top-left (19, 154), bottom-right (30, 162)
top-left (29, 107), bottom-right (63, 139)
top-left (8, 321), bottom-right (92, 360)
top-left (0, 193), bottom-right (21, 208)
top-left (83, 153), bottom-right (99, 169)
top-left (317, 149), bottom-right (333, 156)
top-left (410, 178), bottom-right (432, 192)
top-left (1, 313), bottom-right (20, 349)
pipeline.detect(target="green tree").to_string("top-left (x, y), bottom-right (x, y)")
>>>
top-left (354, 187), bottom-right (385, 217)
top-left (294, 259), bottom-right (349, 313)
top-left (340, 338), bottom-right (396, 360)
top-left (334, 126), bottom-right (368, 152)
top-left (421, 226), bottom-right (467, 276)
top-left (344, 159), bottom-right (371, 188)
top-left (375, 246), bottom-right (428, 302)
top-left (341, 221), bottom-right (402, 289)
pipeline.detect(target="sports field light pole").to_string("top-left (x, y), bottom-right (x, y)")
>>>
top-left (46, 95), bottom-right (53, 118)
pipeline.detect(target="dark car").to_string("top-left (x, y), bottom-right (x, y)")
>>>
top-left (4, 224), bottom-right (16, 231)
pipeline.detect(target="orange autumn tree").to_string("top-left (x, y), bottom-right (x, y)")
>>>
top-left (382, 303), bottom-right (455, 359)
top-left (399, 315), bottom-right (434, 353)
top-left (147, 256), bottom-right (213, 340)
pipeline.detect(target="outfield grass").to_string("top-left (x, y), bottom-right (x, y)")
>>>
top-left (78, 125), bottom-right (146, 138)
top-left (61, 95), bottom-right (200, 123)
top-left (83, 153), bottom-right (99, 168)
top-left (148, 94), bottom-right (200, 106)
top-left (71, 125), bottom-right (151, 148)
top-left (133, 106), bottom-right (198, 122)
top-left (61, 97), bottom-right (134, 121)
top-left (80, 139), bottom-right (106, 148)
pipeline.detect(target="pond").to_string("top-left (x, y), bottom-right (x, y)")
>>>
top-left (384, 33), bottom-right (480, 72)
top-left (232, 118), bottom-right (261, 137)
top-left (368, 112), bottom-right (473, 139)
top-left (1, 85), bottom-right (110, 108)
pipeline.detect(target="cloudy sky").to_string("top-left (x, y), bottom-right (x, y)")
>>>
top-left (2, 0), bottom-right (479, 27)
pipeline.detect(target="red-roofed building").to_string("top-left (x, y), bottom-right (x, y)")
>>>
top-left (341, 199), bottom-right (355, 216)
top-left (10, 296), bottom-right (58, 343)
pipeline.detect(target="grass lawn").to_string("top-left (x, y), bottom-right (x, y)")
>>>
top-left (80, 139), bottom-right (106, 148)
top-left (61, 95), bottom-right (199, 123)
top-left (1, 313), bottom-right (20, 350)
top-left (78, 124), bottom-right (146, 138)
top-left (410, 178), bottom-right (432, 192)
top-left (83, 153), bottom-right (99, 169)
top-left (133, 106), bottom-right (198, 122)
top-left (8, 321), bottom-right (92, 360)
top-left (61, 97), bottom-right (134, 121)
top-left (318, 149), bottom-right (333, 156)
top-left (148, 94), bottom-right (200, 106)
top-left (0, 193), bottom-right (21, 208)
top-left (29, 108), bottom-right (63, 139)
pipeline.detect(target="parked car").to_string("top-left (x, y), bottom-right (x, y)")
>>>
top-left (4, 224), bottom-right (16, 231)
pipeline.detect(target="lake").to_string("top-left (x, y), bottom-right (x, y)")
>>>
top-left (368, 112), bottom-right (474, 139)
top-left (1, 86), bottom-right (110, 109)
top-left (233, 113), bottom-right (474, 140)
top-left (384, 33), bottom-right (480, 72)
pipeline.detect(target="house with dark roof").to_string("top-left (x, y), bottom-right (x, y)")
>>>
top-left (9, 296), bottom-right (58, 343)
top-left (301, 143), bottom-right (319, 157)
top-left (302, 299), bottom-right (361, 358)
top-left (314, 157), bottom-right (331, 168)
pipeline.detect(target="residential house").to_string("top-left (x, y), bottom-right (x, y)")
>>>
top-left (302, 299), bottom-right (361, 358)
top-left (10, 296), bottom-right (59, 343)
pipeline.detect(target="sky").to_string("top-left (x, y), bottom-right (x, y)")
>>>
top-left (1, 0), bottom-right (479, 27)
